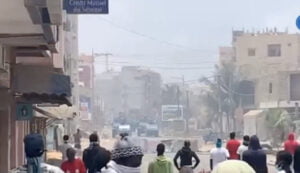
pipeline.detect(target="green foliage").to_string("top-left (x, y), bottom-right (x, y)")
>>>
top-left (200, 62), bottom-right (242, 128)
top-left (265, 108), bottom-right (292, 147)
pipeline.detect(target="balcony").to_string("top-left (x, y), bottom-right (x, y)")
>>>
top-left (0, 0), bottom-right (63, 56)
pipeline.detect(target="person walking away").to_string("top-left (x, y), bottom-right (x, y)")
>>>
top-left (59, 135), bottom-right (72, 161)
top-left (210, 138), bottom-right (229, 170)
top-left (284, 133), bottom-right (299, 155)
top-left (275, 150), bottom-right (292, 173)
top-left (74, 129), bottom-right (82, 150)
top-left (101, 135), bottom-right (144, 173)
top-left (226, 132), bottom-right (240, 160)
top-left (237, 135), bottom-right (250, 160)
top-left (83, 133), bottom-right (111, 173)
top-left (212, 160), bottom-right (255, 173)
top-left (293, 146), bottom-right (300, 173)
top-left (13, 133), bottom-right (64, 173)
top-left (173, 140), bottom-right (200, 173)
top-left (148, 143), bottom-right (173, 173)
top-left (61, 148), bottom-right (86, 173)
top-left (242, 135), bottom-right (268, 173)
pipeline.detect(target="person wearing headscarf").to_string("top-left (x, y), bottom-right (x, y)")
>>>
top-left (212, 160), bottom-right (255, 173)
top-left (284, 133), bottom-right (299, 155)
top-left (210, 138), bottom-right (229, 170)
top-left (293, 146), bottom-right (300, 173)
top-left (102, 136), bottom-right (144, 173)
top-left (242, 135), bottom-right (268, 173)
top-left (275, 150), bottom-right (292, 173)
top-left (237, 135), bottom-right (250, 160)
top-left (13, 133), bottom-right (64, 173)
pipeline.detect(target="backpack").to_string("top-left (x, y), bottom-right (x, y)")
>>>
top-left (24, 133), bottom-right (45, 158)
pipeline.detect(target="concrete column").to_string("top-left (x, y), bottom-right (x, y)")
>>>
top-left (0, 90), bottom-right (11, 172)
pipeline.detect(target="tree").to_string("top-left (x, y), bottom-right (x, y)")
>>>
top-left (265, 108), bottom-right (292, 148)
top-left (200, 62), bottom-right (242, 134)
top-left (161, 84), bottom-right (182, 105)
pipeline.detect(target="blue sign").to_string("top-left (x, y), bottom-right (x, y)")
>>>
top-left (16, 103), bottom-right (33, 121)
top-left (64, 0), bottom-right (109, 14)
top-left (297, 16), bottom-right (300, 30)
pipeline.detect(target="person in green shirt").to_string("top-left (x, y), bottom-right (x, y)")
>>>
top-left (148, 143), bottom-right (173, 173)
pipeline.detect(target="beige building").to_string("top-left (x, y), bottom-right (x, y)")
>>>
top-left (232, 30), bottom-right (300, 108)
top-left (0, 1), bottom-right (74, 171)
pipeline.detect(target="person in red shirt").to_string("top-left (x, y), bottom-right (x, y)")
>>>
top-left (226, 132), bottom-right (241, 159)
top-left (61, 147), bottom-right (86, 173)
top-left (284, 133), bottom-right (299, 155)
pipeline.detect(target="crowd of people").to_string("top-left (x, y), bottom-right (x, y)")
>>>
top-left (210, 132), bottom-right (300, 173)
top-left (17, 131), bottom-right (300, 173)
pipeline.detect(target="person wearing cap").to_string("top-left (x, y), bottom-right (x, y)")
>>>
top-left (210, 138), bottom-right (229, 170)
top-left (102, 136), bottom-right (144, 173)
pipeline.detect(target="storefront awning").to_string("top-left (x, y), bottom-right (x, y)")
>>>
top-left (33, 105), bottom-right (78, 120)
top-left (13, 65), bottom-right (71, 105)
top-left (244, 110), bottom-right (264, 118)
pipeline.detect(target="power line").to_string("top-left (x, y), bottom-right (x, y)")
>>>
top-left (98, 17), bottom-right (215, 53)
top-left (202, 77), bottom-right (255, 96)
top-left (94, 62), bottom-right (214, 70)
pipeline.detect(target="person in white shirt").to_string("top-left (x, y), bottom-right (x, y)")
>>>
top-left (210, 138), bottom-right (229, 170)
top-left (59, 135), bottom-right (73, 161)
top-left (237, 135), bottom-right (250, 160)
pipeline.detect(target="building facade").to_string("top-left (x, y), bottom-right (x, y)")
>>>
top-left (232, 30), bottom-right (300, 109)
top-left (95, 66), bottom-right (162, 121)
top-left (0, 1), bottom-right (72, 171)
top-left (78, 54), bottom-right (95, 130)
top-left (120, 66), bottom-right (162, 117)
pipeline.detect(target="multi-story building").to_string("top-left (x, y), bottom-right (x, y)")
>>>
top-left (232, 30), bottom-right (300, 109)
top-left (64, 15), bottom-right (79, 109)
top-left (95, 71), bottom-right (122, 122)
top-left (78, 54), bottom-right (94, 128)
top-left (120, 66), bottom-right (162, 117)
top-left (0, 1), bottom-right (72, 171)
top-left (95, 66), bottom-right (162, 121)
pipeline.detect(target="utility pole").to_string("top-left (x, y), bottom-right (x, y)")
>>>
top-left (93, 53), bottom-right (113, 72)
top-left (217, 75), bottom-right (223, 139)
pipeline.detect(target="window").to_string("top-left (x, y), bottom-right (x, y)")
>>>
top-left (268, 44), bottom-right (281, 57)
top-left (269, 83), bottom-right (272, 94)
top-left (290, 74), bottom-right (300, 101)
top-left (0, 45), bottom-right (5, 69)
top-left (248, 48), bottom-right (256, 56)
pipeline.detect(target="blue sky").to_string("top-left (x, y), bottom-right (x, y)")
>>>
top-left (79, 0), bottom-right (300, 82)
